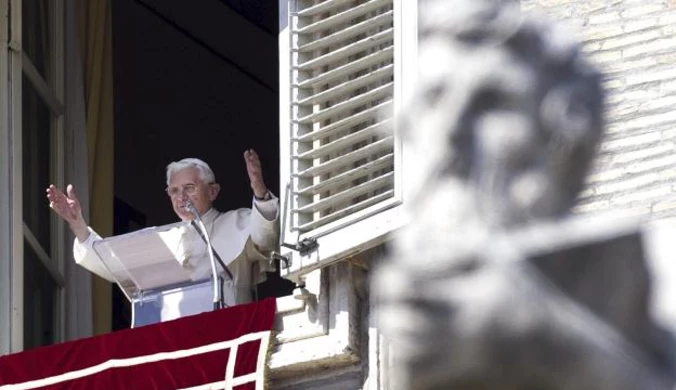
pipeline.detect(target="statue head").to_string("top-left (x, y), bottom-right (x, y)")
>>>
top-left (401, 0), bottom-right (604, 227)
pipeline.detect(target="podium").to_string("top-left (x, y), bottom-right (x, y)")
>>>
top-left (92, 221), bottom-right (232, 327)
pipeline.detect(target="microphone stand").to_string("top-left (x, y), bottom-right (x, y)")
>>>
top-left (186, 201), bottom-right (233, 310)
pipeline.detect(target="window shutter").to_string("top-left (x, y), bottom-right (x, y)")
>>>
top-left (279, 0), bottom-right (417, 281)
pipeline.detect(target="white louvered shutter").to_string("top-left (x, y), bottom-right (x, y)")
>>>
top-left (279, 0), bottom-right (417, 281)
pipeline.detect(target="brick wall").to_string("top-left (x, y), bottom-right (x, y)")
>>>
top-left (522, 0), bottom-right (676, 221)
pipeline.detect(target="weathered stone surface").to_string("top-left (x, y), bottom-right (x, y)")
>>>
top-left (523, 0), bottom-right (676, 222)
top-left (373, 0), bottom-right (676, 389)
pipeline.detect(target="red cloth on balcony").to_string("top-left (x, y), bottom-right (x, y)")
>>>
top-left (0, 298), bottom-right (276, 390)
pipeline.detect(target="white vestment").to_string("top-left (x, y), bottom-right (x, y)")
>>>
top-left (73, 196), bottom-right (279, 310)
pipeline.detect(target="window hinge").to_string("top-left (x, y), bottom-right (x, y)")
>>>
top-left (291, 238), bottom-right (319, 256)
top-left (271, 238), bottom-right (319, 271)
top-left (8, 40), bottom-right (20, 52)
top-left (287, 237), bottom-right (319, 255)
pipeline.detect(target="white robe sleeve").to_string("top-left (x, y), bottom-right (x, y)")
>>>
top-left (72, 227), bottom-right (116, 282)
top-left (244, 193), bottom-right (281, 286)
top-left (250, 193), bottom-right (280, 252)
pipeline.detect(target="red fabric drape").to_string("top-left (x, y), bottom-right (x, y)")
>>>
top-left (0, 298), bottom-right (276, 390)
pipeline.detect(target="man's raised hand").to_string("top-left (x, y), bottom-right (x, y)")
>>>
top-left (244, 149), bottom-right (269, 199)
top-left (46, 184), bottom-right (89, 241)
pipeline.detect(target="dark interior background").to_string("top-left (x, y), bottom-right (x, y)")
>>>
top-left (111, 0), bottom-right (291, 329)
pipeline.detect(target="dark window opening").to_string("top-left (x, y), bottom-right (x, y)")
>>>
top-left (111, 0), bottom-right (292, 330)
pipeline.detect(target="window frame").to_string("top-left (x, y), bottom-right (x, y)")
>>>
top-left (0, 0), bottom-right (15, 355)
top-left (271, 0), bottom-right (417, 377)
top-left (0, 0), bottom-right (67, 353)
top-left (278, 0), bottom-right (418, 283)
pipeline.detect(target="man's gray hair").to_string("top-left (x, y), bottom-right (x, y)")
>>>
top-left (166, 158), bottom-right (216, 186)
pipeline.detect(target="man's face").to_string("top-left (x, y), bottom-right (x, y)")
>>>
top-left (167, 167), bottom-right (220, 221)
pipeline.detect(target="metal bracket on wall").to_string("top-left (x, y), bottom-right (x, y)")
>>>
top-left (8, 40), bottom-right (20, 52)
top-left (271, 237), bottom-right (319, 271)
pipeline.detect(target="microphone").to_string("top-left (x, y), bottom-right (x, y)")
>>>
top-left (185, 200), bottom-right (200, 220)
top-left (185, 200), bottom-right (223, 310)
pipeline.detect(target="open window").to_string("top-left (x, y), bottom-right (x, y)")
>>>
top-left (278, 0), bottom-right (418, 283)
top-left (1, 0), bottom-right (73, 353)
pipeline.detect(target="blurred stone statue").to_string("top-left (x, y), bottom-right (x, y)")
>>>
top-left (374, 0), bottom-right (676, 389)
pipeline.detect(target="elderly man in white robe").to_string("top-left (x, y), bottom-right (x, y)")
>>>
top-left (46, 149), bottom-right (279, 307)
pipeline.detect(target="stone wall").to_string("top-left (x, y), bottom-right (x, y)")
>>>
top-left (522, 0), bottom-right (676, 220)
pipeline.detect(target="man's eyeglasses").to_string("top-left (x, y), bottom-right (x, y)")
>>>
top-left (166, 184), bottom-right (200, 198)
